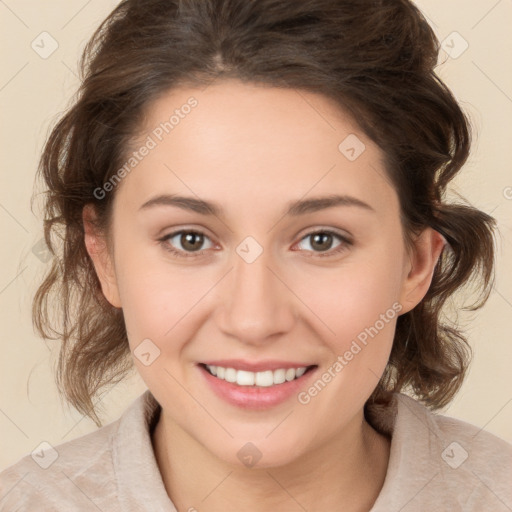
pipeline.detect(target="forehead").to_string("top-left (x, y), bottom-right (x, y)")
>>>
top-left (114, 79), bottom-right (398, 222)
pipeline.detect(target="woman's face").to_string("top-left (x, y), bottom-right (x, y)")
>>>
top-left (85, 78), bottom-right (443, 468)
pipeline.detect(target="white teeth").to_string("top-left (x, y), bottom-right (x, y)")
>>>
top-left (204, 365), bottom-right (310, 387)
top-left (236, 370), bottom-right (255, 386)
top-left (295, 367), bottom-right (307, 378)
top-left (273, 369), bottom-right (286, 384)
top-left (285, 368), bottom-right (296, 381)
top-left (255, 370), bottom-right (274, 387)
top-left (224, 367), bottom-right (237, 383)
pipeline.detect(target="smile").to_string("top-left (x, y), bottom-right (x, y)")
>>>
top-left (202, 364), bottom-right (316, 387)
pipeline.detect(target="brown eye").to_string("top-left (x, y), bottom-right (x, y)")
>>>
top-left (295, 230), bottom-right (352, 257)
top-left (310, 232), bottom-right (335, 251)
top-left (158, 228), bottom-right (352, 260)
top-left (178, 232), bottom-right (205, 252)
top-left (159, 230), bottom-right (214, 258)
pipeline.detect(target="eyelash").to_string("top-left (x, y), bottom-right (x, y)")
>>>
top-left (157, 228), bottom-right (353, 259)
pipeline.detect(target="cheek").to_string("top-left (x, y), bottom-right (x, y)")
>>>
top-left (295, 253), bottom-right (403, 348)
top-left (295, 266), bottom-right (400, 414)
top-left (115, 251), bottom-right (214, 357)
top-left (116, 224), bottom-right (404, 360)
top-left (119, 272), bottom-right (192, 336)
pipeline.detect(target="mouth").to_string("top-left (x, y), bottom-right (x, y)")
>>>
top-left (197, 359), bottom-right (319, 409)
top-left (199, 363), bottom-right (317, 387)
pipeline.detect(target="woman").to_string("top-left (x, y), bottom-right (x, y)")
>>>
top-left (1, 0), bottom-right (510, 510)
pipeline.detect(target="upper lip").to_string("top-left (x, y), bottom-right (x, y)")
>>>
top-left (200, 359), bottom-right (316, 372)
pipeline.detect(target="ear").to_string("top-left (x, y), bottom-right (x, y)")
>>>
top-left (398, 227), bottom-right (446, 315)
top-left (82, 204), bottom-right (122, 309)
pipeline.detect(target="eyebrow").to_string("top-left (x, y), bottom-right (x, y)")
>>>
top-left (138, 193), bottom-right (376, 217)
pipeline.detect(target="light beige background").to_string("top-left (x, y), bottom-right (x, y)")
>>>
top-left (1, 1), bottom-right (511, 470)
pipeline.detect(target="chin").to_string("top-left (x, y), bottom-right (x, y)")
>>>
top-left (206, 435), bottom-right (308, 471)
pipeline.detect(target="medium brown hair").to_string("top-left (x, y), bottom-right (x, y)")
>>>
top-left (32, 0), bottom-right (497, 426)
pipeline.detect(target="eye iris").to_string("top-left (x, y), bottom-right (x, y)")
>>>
top-left (181, 232), bottom-right (204, 252)
top-left (311, 232), bottom-right (333, 251)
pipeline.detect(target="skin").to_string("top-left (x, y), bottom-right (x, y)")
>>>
top-left (83, 78), bottom-right (445, 511)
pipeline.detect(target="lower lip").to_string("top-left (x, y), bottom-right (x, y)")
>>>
top-left (198, 364), bottom-right (317, 410)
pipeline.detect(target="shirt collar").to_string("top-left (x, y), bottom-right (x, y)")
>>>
top-left (113, 389), bottom-right (176, 512)
top-left (112, 388), bottom-right (443, 511)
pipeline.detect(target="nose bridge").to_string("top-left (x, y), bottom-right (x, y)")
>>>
top-left (217, 241), bottom-right (296, 343)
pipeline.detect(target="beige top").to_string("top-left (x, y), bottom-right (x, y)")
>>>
top-left (1, 389), bottom-right (511, 511)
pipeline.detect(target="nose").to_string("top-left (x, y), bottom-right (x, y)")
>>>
top-left (215, 247), bottom-right (298, 347)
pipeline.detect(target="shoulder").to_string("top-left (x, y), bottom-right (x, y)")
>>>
top-left (371, 393), bottom-right (512, 511)
top-left (0, 403), bottom-right (128, 511)
top-left (399, 392), bottom-right (512, 469)
top-left (0, 390), bottom-right (166, 512)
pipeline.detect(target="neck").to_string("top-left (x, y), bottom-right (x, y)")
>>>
top-left (152, 408), bottom-right (390, 512)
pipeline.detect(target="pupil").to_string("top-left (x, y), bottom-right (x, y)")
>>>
top-left (182, 232), bottom-right (203, 252)
top-left (312, 233), bottom-right (332, 251)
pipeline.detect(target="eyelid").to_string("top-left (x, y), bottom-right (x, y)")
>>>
top-left (158, 226), bottom-right (353, 259)
top-left (295, 225), bottom-right (353, 243)
top-left (292, 229), bottom-right (353, 258)
top-left (158, 228), bottom-right (216, 259)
